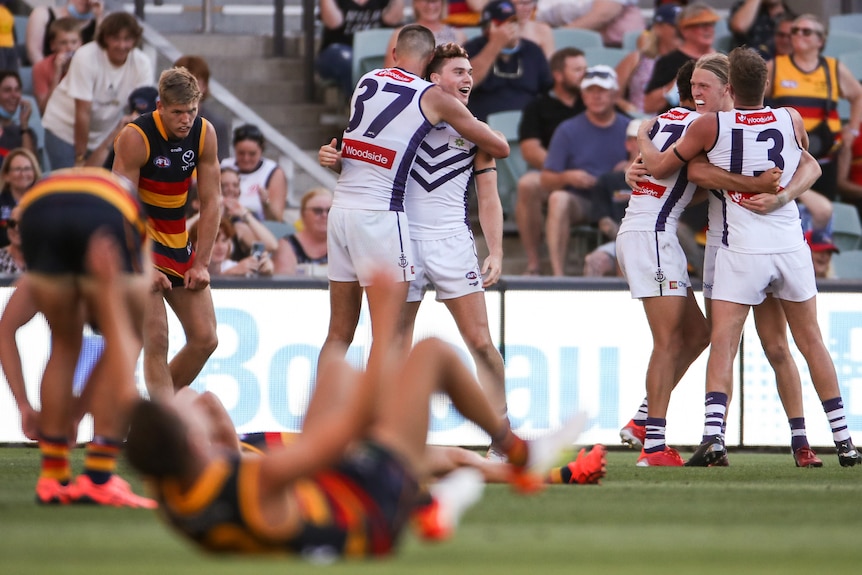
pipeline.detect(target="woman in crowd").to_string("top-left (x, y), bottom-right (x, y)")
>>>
top-left (384, 0), bottom-right (468, 67)
top-left (273, 187), bottom-right (331, 276)
top-left (220, 124), bottom-right (288, 222)
top-left (0, 148), bottom-right (41, 248)
top-left (766, 13), bottom-right (862, 201)
top-left (190, 216), bottom-right (274, 278)
top-left (0, 205), bottom-right (24, 274)
top-left (0, 71), bottom-right (38, 160)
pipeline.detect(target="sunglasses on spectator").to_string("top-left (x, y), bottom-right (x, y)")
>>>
top-left (791, 27), bottom-right (821, 37)
top-left (305, 207), bottom-right (330, 216)
top-left (584, 70), bottom-right (614, 79)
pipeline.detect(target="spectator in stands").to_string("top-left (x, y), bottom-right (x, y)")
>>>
top-left (642, 2), bottom-right (718, 114)
top-left (173, 55), bottom-right (231, 162)
top-left (25, 0), bottom-right (103, 67)
top-left (0, 203), bottom-right (23, 274)
top-left (32, 17), bottom-right (81, 115)
top-left (191, 216), bottom-right (274, 278)
top-left (0, 1), bottom-right (19, 71)
top-left (464, 0), bottom-right (552, 122)
top-left (384, 0), bottom-right (467, 67)
top-left (771, 13), bottom-right (793, 59)
top-left (767, 13), bottom-right (862, 201)
top-left (728, 0), bottom-right (792, 60)
top-left (444, 0), bottom-right (488, 26)
top-left (217, 166), bottom-right (279, 260)
top-left (615, 3), bottom-right (681, 116)
top-left (42, 12), bottom-right (152, 170)
top-left (220, 123), bottom-right (288, 222)
top-left (837, 122), bottom-right (862, 217)
top-left (0, 71), bottom-right (37, 160)
top-left (514, 0), bottom-right (554, 59)
top-left (516, 46), bottom-right (587, 275)
top-left (273, 187), bottom-right (331, 276)
top-left (541, 64), bottom-right (628, 276)
top-left (88, 85), bottom-right (156, 169)
top-left (317, 0), bottom-right (405, 96)
top-left (0, 148), bottom-right (40, 248)
top-left (582, 117), bottom-right (638, 276)
top-left (805, 229), bottom-right (838, 279)
top-left (535, 0), bottom-right (644, 48)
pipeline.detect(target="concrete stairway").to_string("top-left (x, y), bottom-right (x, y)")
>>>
top-left (166, 33), bottom-right (346, 152)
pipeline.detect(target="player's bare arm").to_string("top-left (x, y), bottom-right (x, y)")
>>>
top-left (638, 113), bottom-right (717, 180)
top-left (422, 87), bottom-right (510, 158)
top-left (186, 121), bottom-right (221, 291)
top-left (474, 148), bottom-right (503, 287)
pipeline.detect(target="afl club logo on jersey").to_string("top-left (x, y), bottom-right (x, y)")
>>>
top-left (153, 156), bottom-right (171, 168)
top-left (660, 109), bottom-right (691, 121)
top-left (342, 139), bottom-right (397, 169)
top-left (375, 69), bottom-right (415, 82)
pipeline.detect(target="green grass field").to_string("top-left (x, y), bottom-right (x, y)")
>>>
top-left (0, 446), bottom-right (858, 575)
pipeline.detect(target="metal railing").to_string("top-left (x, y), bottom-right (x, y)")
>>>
top-left (135, 5), bottom-right (337, 197)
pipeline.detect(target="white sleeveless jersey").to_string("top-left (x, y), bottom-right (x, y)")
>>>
top-left (333, 68), bottom-right (435, 212)
top-left (404, 122), bottom-right (477, 240)
top-left (619, 107), bottom-right (700, 234)
top-left (706, 106), bottom-right (804, 254)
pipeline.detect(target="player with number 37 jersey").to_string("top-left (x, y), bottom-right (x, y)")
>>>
top-left (618, 107), bottom-right (700, 235)
top-left (334, 68), bottom-right (435, 212)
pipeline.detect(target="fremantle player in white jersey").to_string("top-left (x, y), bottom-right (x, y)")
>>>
top-left (400, 43), bottom-right (509, 424)
top-left (317, 25), bottom-right (509, 375)
top-left (616, 60), bottom-right (710, 467)
top-left (619, 55), bottom-right (777, 466)
top-left (637, 47), bottom-right (859, 467)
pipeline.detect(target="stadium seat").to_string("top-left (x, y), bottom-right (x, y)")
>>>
top-left (622, 30), bottom-right (641, 53)
top-left (461, 26), bottom-right (482, 42)
top-left (824, 31), bottom-right (862, 59)
top-left (552, 28), bottom-right (603, 50)
top-left (13, 15), bottom-right (27, 64)
top-left (714, 34), bottom-right (735, 54)
top-left (830, 249), bottom-right (862, 279)
top-left (583, 46), bottom-right (626, 68)
top-left (831, 201), bottom-right (862, 251)
top-left (262, 219), bottom-right (295, 240)
top-left (486, 110), bottom-right (526, 217)
top-left (18, 66), bottom-right (32, 96)
top-left (351, 28), bottom-right (394, 87)
top-left (838, 50), bottom-right (862, 80)
top-left (829, 13), bottom-right (862, 35)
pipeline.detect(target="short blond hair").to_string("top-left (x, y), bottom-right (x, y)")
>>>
top-left (159, 67), bottom-right (202, 107)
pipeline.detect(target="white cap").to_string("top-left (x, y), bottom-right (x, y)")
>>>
top-left (581, 65), bottom-right (618, 91)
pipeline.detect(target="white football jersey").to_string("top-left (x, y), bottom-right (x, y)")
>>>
top-left (706, 106), bottom-right (804, 254)
top-left (404, 122), bottom-right (477, 240)
top-left (333, 68), bottom-right (435, 212)
top-left (619, 107), bottom-right (700, 234)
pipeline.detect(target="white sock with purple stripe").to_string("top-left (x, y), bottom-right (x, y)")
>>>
top-left (822, 397), bottom-right (851, 444)
top-left (701, 392), bottom-right (728, 442)
top-left (644, 417), bottom-right (667, 453)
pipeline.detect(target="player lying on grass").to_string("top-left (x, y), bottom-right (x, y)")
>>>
top-left (239, 432), bottom-right (607, 486)
top-left (126, 270), bottom-right (591, 557)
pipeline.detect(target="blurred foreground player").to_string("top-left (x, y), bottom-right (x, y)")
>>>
top-left (126, 272), bottom-right (586, 557)
top-left (16, 168), bottom-right (155, 507)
